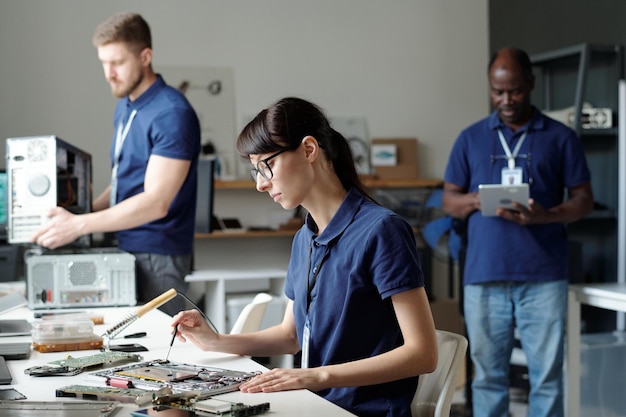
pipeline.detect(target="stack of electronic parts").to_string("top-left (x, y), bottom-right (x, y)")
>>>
top-left (18, 289), bottom-right (271, 416)
top-left (22, 351), bottom-right (270, 416)
top-left (31, 312), bottom-right (105, 352)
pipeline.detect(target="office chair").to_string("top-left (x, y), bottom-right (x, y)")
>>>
top-left (229, 293), bottom-right (273, 334)
top-left (411, 329), bottom-right (468, 417)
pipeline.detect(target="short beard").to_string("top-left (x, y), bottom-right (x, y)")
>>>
top-left (112, 71), bottom-right (144, 99)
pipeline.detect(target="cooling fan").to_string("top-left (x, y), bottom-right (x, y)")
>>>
top-left (27, 140), bottom-right (49, 162)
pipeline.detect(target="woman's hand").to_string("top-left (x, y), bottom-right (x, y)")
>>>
top-left (170, 309), bottom-right (218, 351)
top-left (239, 367), bottom-right (329, 393)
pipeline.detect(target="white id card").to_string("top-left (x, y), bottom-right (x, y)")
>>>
top-left (301, 319), bottom-right (310, 369)
top-left (501, 167), bottom-right (523, 185)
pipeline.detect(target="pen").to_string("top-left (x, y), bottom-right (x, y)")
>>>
top-left (165, 325), bottom-right (177, 362)
top-left (34, 311), bottom-right (87, 319)
top-left (123, 332), bottom-right (147, 339)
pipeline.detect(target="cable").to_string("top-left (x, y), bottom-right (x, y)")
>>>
top-left (101, 289), bottom-right (177, 340)
top-left (177, 291), bottom-right (220, 334)
top-left (101, 289), bottom-right (219, 352)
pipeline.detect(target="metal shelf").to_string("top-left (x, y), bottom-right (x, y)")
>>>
top-left (531, 43), bottom-right (624, 137)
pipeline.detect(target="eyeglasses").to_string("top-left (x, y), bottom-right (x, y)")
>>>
top-left (250, 149), bottom-right (287, 181)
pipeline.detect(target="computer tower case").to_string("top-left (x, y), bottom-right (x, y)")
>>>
top-left (5, 135), bottom-right (92, 246)
top-left (26, 248), bottom-right (136, 309)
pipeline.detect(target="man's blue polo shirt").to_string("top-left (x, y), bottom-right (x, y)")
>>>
top-left (444, 108), bottom-right (591, 285)
top-left (110, 75), bottom-right (200, 256)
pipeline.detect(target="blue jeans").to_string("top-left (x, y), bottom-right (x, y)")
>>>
top-left (464, 280), bottom-right (567, 417)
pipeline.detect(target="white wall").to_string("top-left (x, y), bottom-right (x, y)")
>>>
top-left (0, 0), bottom-right (489, 195)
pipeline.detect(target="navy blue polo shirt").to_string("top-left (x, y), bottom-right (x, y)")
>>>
top-left (285, 188), bottom-right (425, 417)
top-left (444, 108), bottom-right (591, 285)
top-left (110, 75), bottom-right (200, 255)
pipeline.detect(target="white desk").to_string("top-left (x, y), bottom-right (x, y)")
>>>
top-left (185, 268), bottom-right (288, 333)
top-left (1, 305), bottom-right (355, 416)
top-left (567, 283), bottom-right (626, 417)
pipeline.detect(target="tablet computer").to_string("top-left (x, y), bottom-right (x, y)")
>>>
top-left (478, 184), bottom-right (529, 216)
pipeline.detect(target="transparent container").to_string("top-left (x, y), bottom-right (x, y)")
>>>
top-left (31, 319), bottom-right (103, 352)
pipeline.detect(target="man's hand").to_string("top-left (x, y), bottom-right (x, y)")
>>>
top-left (496, 198), bottom-right (549, 225)
top-left (29, 207), bottom-right (84, 249)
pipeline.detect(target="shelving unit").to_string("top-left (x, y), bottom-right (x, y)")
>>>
top-left (198, 177), bottom-right (443, 239)
top-left (196, 229), bottom-right (296, 239)
top-left (215, 177), bottom-right (442, 190)
top-left (531, 43), bottom-right (624, 332)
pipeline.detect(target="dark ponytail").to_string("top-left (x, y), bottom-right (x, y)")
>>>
top-left (237, 97), bottom-right (374, 201)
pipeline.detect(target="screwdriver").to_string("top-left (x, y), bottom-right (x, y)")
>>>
top-left (165, 325), bottom-right (178, 362)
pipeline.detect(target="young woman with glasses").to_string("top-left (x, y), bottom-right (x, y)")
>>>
top-left (171, 97), bottom-right (437, 417)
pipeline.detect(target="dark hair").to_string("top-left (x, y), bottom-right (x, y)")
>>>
top-left (488, 47), bottom-right (535, 82)
top-left (92, 12), bottom-right (152, 54)
top-left (237, 97), bottom-right (372, 200)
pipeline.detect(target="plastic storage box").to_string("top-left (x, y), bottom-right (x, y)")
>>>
top-left (31, 319), bottom-right (103, 352)
top-left (579, 331), bottom-right (626, 417)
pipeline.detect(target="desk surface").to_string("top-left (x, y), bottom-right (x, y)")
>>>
top-left (569, 283), bottom-right (626, 312)
top-left (0, 306), bottom-right (355, 416)
top-left (186, 268), bottom-right (288, 281)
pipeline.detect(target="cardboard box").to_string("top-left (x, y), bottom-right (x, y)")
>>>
top-left (430, 298), bottom-right (467, 388)
top-left (370, 138), bottom-right (418, 179)
top-left (430, 298), bottom-right (464, 334)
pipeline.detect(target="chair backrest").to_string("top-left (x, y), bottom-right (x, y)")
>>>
top-left (229, 293), bottom-right (273, 334)
top-left (411, 329), bottom-right (468, 417)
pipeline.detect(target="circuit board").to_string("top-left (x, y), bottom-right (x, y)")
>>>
top-left (88, 359), bottom-right (260, 397)
top-left (25, 351), bottom-right (143, 377)
top-left (55, 384), bottom-right (271, 416)
top-left (132, 400), bottom-right (271, 417)
top-left (0, 400), bottom-right (119, 417)
top-left (56, 384), bottom-right (160, 405)
top-left (49, 351), bottom-right (143, 368)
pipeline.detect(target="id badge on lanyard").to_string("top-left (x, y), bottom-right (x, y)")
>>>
top-left (502, 167), bottom-right (523, 185)
top-left (110, 109), bottom-right (137, 207)
top-left (497, 128), bottom-right (526, 185)
top-left (301, 241), bottom-right (329, 369)
top-left (302, 317), bottom-right (311, 369)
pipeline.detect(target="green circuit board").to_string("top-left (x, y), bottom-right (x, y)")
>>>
top-left (48, 351), bottom-right (142, 369)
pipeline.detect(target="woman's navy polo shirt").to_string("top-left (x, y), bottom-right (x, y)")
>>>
top-left (285, 188), bottom-right (426, 417)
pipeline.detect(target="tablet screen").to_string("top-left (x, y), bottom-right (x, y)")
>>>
top-left (478, 184), bottom-right (529, 216)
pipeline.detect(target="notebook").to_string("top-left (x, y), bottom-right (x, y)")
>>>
top-left (0, 320), bottom-right (31, 337)
top-left (0, 291), bottom-right (27, 316)
top-left (0, 292), bottom-right (30, 337)
top-left (0, 342), bottom-right (30, 359)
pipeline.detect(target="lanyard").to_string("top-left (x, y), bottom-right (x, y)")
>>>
top-left (305, 241), bottom-right (330, 314)
top-left (114, 109), bottom-right (137, 163)
top-left (110, 109), bottom-right (137, 207)
top-left (497, 128), bottom-right (527, 170)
